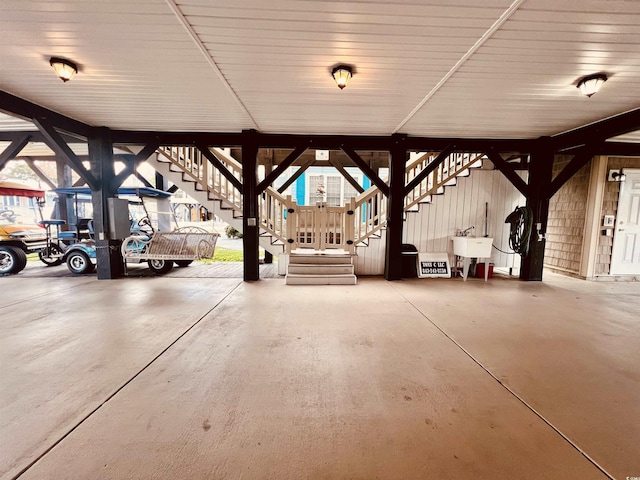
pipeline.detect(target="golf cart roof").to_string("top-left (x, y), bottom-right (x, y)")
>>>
top-left (53, 187), bottom-right (172, 198)
top-left (0, 181), bottom-right (46, 198)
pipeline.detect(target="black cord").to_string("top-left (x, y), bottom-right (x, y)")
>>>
top-left (492, 244), bottom-right (516, 255)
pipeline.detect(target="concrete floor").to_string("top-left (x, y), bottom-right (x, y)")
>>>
top-left (0, 272), bottom-right (638, 479)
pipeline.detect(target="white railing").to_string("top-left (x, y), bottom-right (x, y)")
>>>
top-left (352, 188), bottom-right (387, 245)
top-left (259, 189), bottom-right (289, 245)
top-left (405, 152), bottom-right (484, 210)
top-left (157, 146), bottom-right (243, 211)
top-left (284, 202), bottom-right (354, 254)
top-left (157, 146), bottom-right (485, 253)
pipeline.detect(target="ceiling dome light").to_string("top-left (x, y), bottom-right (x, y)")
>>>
top-left (577, 73), bottom-right (607, 97)
top-left (332, 65), bottom-right (353, 90)
top-left (50, 57), bottom-right (78, 82)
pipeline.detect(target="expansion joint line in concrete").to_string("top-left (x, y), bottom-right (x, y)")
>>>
top-left (392, 285), bottom-right (615, 480)
top-left (11, 281), bottom-right (243, 480)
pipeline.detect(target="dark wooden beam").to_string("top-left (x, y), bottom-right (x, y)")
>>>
top-left (56, 161), bottom-right (74, 224)
top-left (89, 127), bottom-right (124, 279)
top-left (485, 149), bottom-right (529, 197)
top-left (277, 157), bottom-right (315, 194)
top-left (552, 108), bottom-right (640, 150)
top-left (133, 172), bottom-right (153, 189)
top-left (404, 144), bottom-right (454, 195)
top-left (111, 131), bottom-right (243, 147)
top-left (242, 130), bottom-right (260, 281)
top-left (0, 130), bottom-right (81, 145)
top-left (520, 138), bottom-right (554, 281)
top-left (341, 145), bottom-right (389, 196)
top-left (33, 117), bottom-right (99, 189)
top-left (0, 135), bottom-right (31, 170)
top-left (110, 143), bottom-right (159, 189)
top-left (547, 144), bottom-right (599, 199)
top-left (404, 137), bottom-right (534, 154)
top-left (0, 90), bottom-right (92, 138)
top-left (24, 158), bottom-right (57, 190)
top-left (561, 141), bottom-right (640, 157)
top-left (197, 144), bottom-right (243, 192)
top-left (385, 136), bottom-right (407, 280)
top-left (328, 158), bottom-right (365, 194)
top-left (257, 145), bottom-right (308, 193)
top-left (109, 130), bottom-right (535, 154)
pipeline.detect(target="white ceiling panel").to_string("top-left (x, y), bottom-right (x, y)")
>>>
top-left (0, 0), bottom-right (639, 140)
top-left (401, 0), bottom-right (640, 138)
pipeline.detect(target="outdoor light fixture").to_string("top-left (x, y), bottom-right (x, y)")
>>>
top-left (50, 57), bottom-right (78, 82)
top-left (608, 169), bottom-right (626, 182)
top-left (577, 73), bottom-right (607, 97)
top-left (332, 65), bottom-right (352, 90)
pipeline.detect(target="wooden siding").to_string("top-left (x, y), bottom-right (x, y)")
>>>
top-left (544, 155), bottom-right (591, 275)
top-left (355, 235), bottom-right (386, 276)
top-left (403, 170), bottom-right (525, 270)
top-left (355, 169), bottom-right (526, 276)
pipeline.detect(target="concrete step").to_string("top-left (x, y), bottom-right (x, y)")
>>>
top-left (287, 264), bottom-right (355, 275)
top-left (285, 273), bottom-right (357, 285)
top-left (289, 253), bottom-right (353, 265)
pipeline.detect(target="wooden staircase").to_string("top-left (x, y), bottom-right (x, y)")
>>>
top-left (151, 147), bottom-right (286, 257)
top-left (142, 146), bottom-right (489, 283)
top-left (285, 252), bottom-right (357, 285)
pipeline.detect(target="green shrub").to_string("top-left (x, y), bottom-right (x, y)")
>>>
top-left (224, 225), bottom-right (243, 238)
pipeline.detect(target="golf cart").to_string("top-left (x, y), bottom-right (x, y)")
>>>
top-left (0, 181), bottom-right (47, 275)
top-left (45, 187), bottom-right (218, 275)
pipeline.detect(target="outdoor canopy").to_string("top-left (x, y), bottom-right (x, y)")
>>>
top-left (0, 181), bottom-right (45, 198)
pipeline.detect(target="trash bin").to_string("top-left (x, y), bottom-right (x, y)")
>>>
top-left (401, 243), bottom-right (419, 278)
top-left (475, 262), bottom-right (494, 279)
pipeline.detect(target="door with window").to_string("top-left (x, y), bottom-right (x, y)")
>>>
top-left (611, 169), bottom-right (640, 275)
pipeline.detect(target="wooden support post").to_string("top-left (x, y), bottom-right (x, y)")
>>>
top-left (55, 159), bottom-right (75, 226)
top-left (385, 135), bottom-right (407, 280)
top-left (242, 130), bottom-right (260, 281)
top-left (89, 127), bottom-right (124, 280)
top-left (263, 158), bottom-right (273, 264)
top-left (520, 137), bottom-right (554, 281)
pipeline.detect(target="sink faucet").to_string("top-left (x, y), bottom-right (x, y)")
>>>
top-left (459, 226), bottom-right (475, 237)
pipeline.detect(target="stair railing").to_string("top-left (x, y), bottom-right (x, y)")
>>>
top-left (157, 145), bottom-right (484, 252)
top-left (157, 146), bottom-right (243, 211)
top-left (352, 187), bottom-right (387, 245)
top-left (259, 189), bottom-right (290, 246)
top-left (405, 152), bottom-right (484, 210)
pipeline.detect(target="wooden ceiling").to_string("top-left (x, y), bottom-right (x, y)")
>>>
top-left (1, 0), bottom-right (639, 142)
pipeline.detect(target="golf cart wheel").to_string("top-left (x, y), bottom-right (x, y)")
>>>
top-left (0, 246), bottom-right (27, 275)
top-left (174, 260), bottom-right (193, 267)
top-left (39, 244), bottom-right (64, 266)
top-left (66, 251), bottom-right (95, 275)
top-left (148, 259), bottom-right (173, 275)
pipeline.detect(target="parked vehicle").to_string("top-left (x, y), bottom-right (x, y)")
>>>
top-left (0, 181), bottom-right (47, 275)
top-left (38, 218), bottom-right (94, 267)
top-left (50, 187), bottom-right (218, 275)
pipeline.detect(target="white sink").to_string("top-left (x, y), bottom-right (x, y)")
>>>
top-left (452, 236), bottom-right (493, 258)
